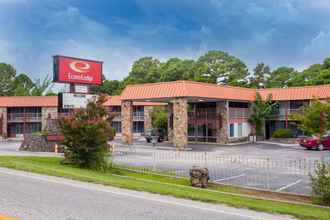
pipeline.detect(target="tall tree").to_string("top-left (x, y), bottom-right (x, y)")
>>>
top-left (123, 57), bottom-right (161, 85)
top-left (160, 58), bottom-right (195, 82)
top-left (13, 73), bottom-right (35, 96)
top-left (248, 93), bottom-right (278, 137)
top-left (266, 67), bottom-right (297, 88)
top-left (0, 63), bottom-right (17, 96)
top-left (291, 100), bottom-right (330, 136)
top-left (249, 63), bottom-right (271, 88)
top-left (30, 75), bottom-right (52, 96)
top-left (195, 51), bottom-right (249, 86)
top-left (90, 79), bottom-right (123, 95)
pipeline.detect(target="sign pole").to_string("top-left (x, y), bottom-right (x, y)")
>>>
top-left (69, 83), bottom-right (75, 93)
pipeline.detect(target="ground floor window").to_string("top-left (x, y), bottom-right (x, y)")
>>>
top-left (133, 121), bottom-right (144, 133)
top-left (229, 124), bottom-right (234, 137)
top-left (228, 122), bottom-right (250, 138)
top-left (7, 122), bottom-right (41, 137)
top-left (238, 123), bottom-right (243, 137)
top-left (112, 121), bottom-right (121, 133)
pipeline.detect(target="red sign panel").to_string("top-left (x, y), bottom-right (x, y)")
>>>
top-left (53, 55), bottom-right (102, 85)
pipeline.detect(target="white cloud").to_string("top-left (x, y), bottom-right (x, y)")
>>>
top-left (303, 28), bottom-right (330, 59)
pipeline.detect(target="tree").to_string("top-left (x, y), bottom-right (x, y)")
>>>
top-left (150, 106), bottom-right (168, 133)
top-left (291, 100), bottom-right (330, 136)
top-left (195, 51), bottom-right (249, 86)
top-left (13, 73), bottom-right (36, 96)
top-left (248, 92), bottom-right (278, 137)
top-left (249, 63), bottom-right (270, 88)
top-left (30, 75), bottom-right (52, 96)
top-left (288, 58), bottom-right (330, 87)
top-left (123, 57), bottom-right (161, 85)
top-left (160, 58), bottom-right (195, 82)
top-left (267, 67), bottom-right (297, 88)
top-left (58, 95), bottom-right (114, 170)
top-left (0, 63), bottom-right (16, 96)
top-left (90, 80), bottom-right (123, 95)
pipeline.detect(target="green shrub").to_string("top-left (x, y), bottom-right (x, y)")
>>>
top-left (58, 95), bottom-right (113, 170)
top-left (109, 127), bottom-right (116, 140)
top-left (272, 128), bottom-right (294, 138)
top-left (310, 163), bottom-right (330, 206)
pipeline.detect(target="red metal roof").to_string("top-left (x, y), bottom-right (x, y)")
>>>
top-left (121, 80), bottom-right (330, 101)
top-left (121, 81), bottom-right (256, 101)
top-left (1, 82), bottom-right (329, 108)
top-left (0, 96), bottom-right (58, 107)
top-left (258, 84), bottom-right (330, 101)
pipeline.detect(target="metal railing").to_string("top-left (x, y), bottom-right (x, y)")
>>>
top-left (112, 149), bottom-right (330, 195)
top-left (133, 112), bottom-right (144, 121)
top-left (7, 113), bottom-right (42, 122)
top-left (269, 108), bottom-right (302, 120)
top-left (229, 108), bottom-right (250, 119)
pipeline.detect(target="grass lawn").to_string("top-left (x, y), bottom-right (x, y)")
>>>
top-left (0, 156), bottom-right (329, 220)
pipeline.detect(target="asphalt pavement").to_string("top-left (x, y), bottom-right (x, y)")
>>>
top-left (0, 168), bottom-right (295, 220)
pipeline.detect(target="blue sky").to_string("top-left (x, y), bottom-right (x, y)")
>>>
top-left (1, 0), bottom-right (330, 81)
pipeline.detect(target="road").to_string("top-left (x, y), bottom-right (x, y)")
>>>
top-left (0, 168), bottom-right (294, 220)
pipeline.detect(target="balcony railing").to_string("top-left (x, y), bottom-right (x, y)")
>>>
top-left (7, 113), bottom-right (42, 122)
top-left (229, 108), bottom-right (250, 120)
top-left (133, 112), bottom-right (144, 121)
top-left (269, 108), bottom-right (302, 120)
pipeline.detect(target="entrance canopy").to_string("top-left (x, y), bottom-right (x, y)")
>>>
top-left (120, 81), bottom-right (256, 102)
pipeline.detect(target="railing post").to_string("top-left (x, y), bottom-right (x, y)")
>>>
top-left (204, 151), bottom-right (208, 168)
top-left (266, 157), bottom-right (270, 190)
top-left (152, 151), bottom-right (156, 171)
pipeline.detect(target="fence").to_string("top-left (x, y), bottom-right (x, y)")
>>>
top-left (112, 149), bottom-right (330, 195)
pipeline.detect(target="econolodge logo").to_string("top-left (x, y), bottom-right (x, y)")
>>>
top-left (69, 61), bottom-right (91, 73)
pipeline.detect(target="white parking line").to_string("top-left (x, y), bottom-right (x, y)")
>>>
top-left (275, 179), bottom-right (302, 192)
top-left (214, 173), bottom-right (246, 182)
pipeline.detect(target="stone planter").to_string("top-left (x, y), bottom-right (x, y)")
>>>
top-left (189, 166), bottom-right (209, 188)
top-left (19, 134), bottom-right (64, 153)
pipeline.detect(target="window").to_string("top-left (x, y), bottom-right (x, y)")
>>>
top-left (238, 123), bottom-right (243, 137)
top-left (229, 124), bottom-right (234, 137)
top-left (112, 121), bottom-right (121, 133)
top-left (133, 121), bottom-right (144, 133)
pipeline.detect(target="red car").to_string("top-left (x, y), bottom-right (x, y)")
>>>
top-left (298, 135), bottom-right (330, 151)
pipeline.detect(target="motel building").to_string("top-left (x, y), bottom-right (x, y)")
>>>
top-left (0, 80), bottom-right (330, 149)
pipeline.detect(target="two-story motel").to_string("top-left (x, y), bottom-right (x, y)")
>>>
top-left (1, 80), bottom-right (330, 149)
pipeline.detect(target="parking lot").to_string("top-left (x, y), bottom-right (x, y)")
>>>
top-left (112, 140), bottom-right (330, 195)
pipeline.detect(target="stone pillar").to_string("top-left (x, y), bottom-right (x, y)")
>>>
top-left (167, 103), bottom-right (173, 143)
top-left (121, 101), bottom-right (133, 145)
top-left (172, 98), bottom-right (188, 149)
top-left (144, 106), bottom-right (153, 132)
top-left (0, 108), bottom-right (7, 138)
top-left (216, 101), bottom-right (228, 144)
top-left (42, 107), bottom-right (58, 130)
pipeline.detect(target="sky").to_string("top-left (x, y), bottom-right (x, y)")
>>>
top-left (1, 0), bottom-right (330, 81)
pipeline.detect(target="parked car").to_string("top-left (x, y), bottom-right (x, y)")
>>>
top-left (298, 135), bottom-right (330, 151)
top-left (145, 128), bottom-right (165, 143)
